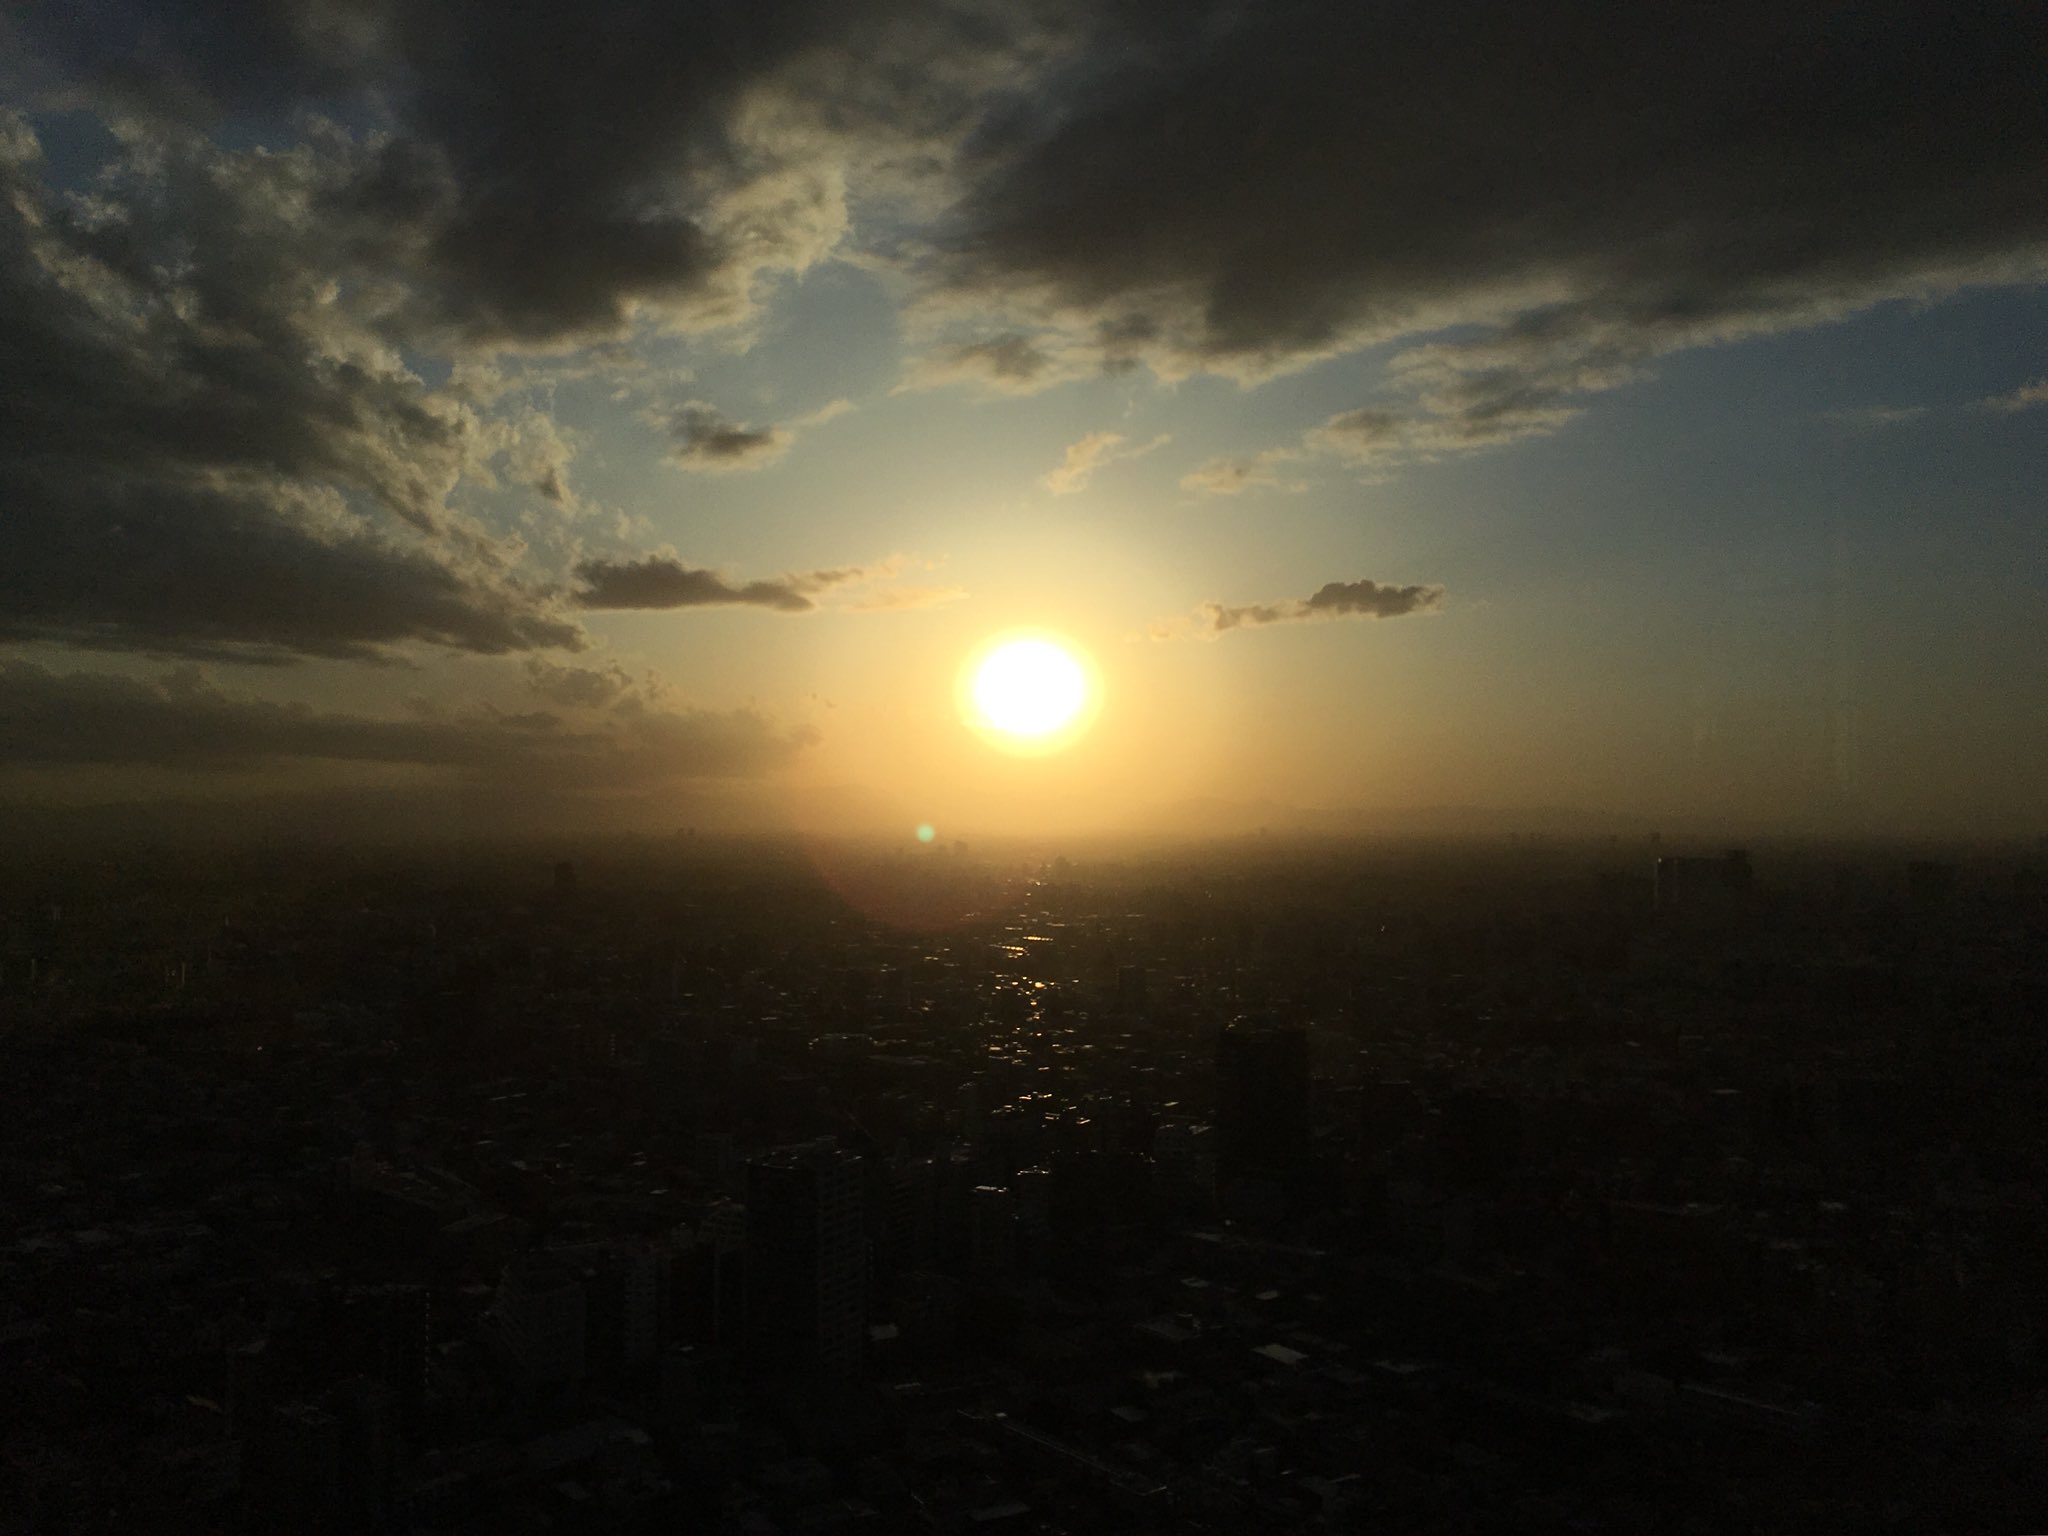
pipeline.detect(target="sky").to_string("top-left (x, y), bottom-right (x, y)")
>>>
top-left (1, 0), bottom-right (2043, 844)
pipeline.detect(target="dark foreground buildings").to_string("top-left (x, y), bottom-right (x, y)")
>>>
top-left (1, 836), bottom-right (2043, 1531)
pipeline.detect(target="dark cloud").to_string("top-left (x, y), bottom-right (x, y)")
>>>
top-left (0, 659), bottom-right (813, 782)
top-left (0, 112), bottom-right (583, 663)
top-left (930, 1), bottom-right (2048, 427)
top-left (665, 404), bottom-right (792, 472)
top-left (0, 480), bottom-right (581, 664)
top-left (25, 3), bottom-right (2046, 391)
top-left (8, 0), bottom-right (2040, 681)
top-left (1, 6), bottom-right (1044, 665)
top-left (573, 557), bottom-right (817, 613)
top-left (1299, 581), bottom-right (1445, 621)
top-left (572, 553), bottom-right (919, 614)
top-left (1169, 578), bottom-right (1445, 637)
top-left (19, 0), bottom-right (1075, 349)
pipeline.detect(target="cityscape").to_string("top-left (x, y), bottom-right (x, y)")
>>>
top-left (3, 833), bottom-right (2042, 1531)
top-left (3, 0), bottom-right (2046, 1529)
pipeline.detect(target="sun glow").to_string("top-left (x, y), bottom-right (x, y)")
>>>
top-left (959, 632), bottom-right (1100, 754)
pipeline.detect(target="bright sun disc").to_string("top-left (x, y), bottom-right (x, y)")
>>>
top-left (960, 633), bottom-right (1098, 752)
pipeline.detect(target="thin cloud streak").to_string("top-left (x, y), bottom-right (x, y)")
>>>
top-left (1155, 579), bottom-right (1446, 639)
top-left (573, 552), bottom-right (955, 614)
top-left (1044, 431), bottom-right (1170, 494)
top-left (1980, 379), bottom-right (2048, 414)
top-left (1179, 451), bottom-right (1305, 497)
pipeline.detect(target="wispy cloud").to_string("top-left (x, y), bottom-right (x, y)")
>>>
top-left (1043, 430), bottom-right (1171, 494)
top-left (896, 333), bottom-right (1099, 396)
top-left (795, 398), bottom-right (857, 427)
top-left (1179, 450), bottom-right (1307, 497)
top-left (845, 583), bottom-right (968, 612)
top-left (1822, 404), bottom-right (1929, 429)
top-left (1978, 378), bottom-right (2048, 414)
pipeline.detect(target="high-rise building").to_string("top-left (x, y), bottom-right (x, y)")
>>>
top-left (875, 1151), bottom-right (936, 1285)
top-left (1216, 1018), bottom-right (1311, 1185)
top-left (495, 1255), bottom-right (587, 1385)
top-left (556, 1241), bottom-right (667, 1381)
top-left (672, 1213), bottom-right (746, 1350)
top-left (744, 1138), bottom-right (866, 1382)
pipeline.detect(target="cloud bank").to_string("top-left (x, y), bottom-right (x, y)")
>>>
top-left (923, 2), bottom-right (2048, 460)
top-left (0, 113), bottom-right (583, 663)
top-left (0, 660), bottom-right (813, 784)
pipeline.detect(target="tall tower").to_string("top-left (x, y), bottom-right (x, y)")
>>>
top-left (1216, 1019), bottom-right (1310, 1185)
top-left (744, 1139), bottom-right (866, 1382)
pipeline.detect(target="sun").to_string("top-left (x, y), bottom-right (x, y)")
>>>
top-left (975, 638), bottom-right (1085, 736)
top-left (959, 631), bottom-right (1100, 753)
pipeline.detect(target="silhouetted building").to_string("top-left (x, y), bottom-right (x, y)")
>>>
top-left (744, 1138), bottom-right (866, 1381)
top-left (1216, 1018), bottom-right (1310, 1184)
top-left (561, 1241), bottom-right (666, 1382)
top-left (553, 859), bottom-right (576, 897)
